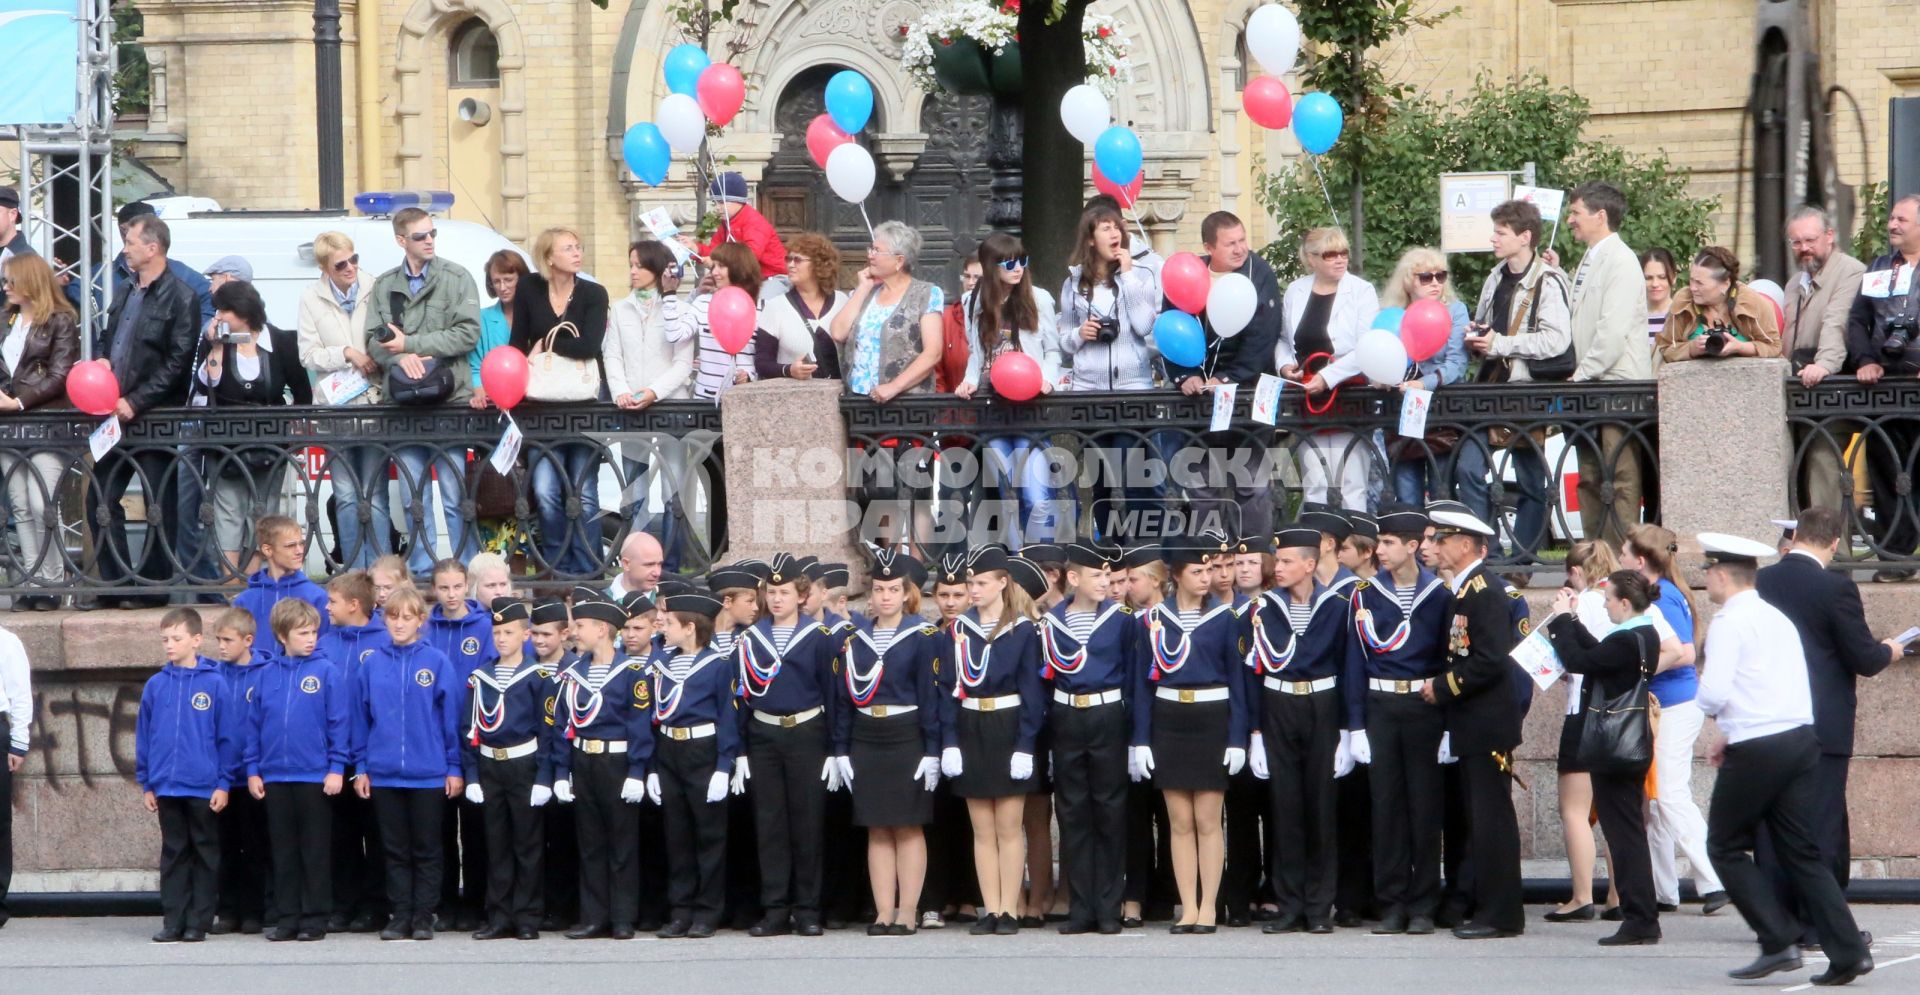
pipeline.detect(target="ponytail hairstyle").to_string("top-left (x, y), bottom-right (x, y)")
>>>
top-left (977, 568), bottom-right (1036, 638)
top-left (1565, 540), bottom-right (1621, 591)
top-left (1605, 569), bottom-right (1654, 613)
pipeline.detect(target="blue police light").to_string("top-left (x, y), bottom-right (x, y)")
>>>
top-left (353, 190), bottom-right (457, 216)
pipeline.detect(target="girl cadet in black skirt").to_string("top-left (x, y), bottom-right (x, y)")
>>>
top-left (646, 591), bottom-right (741, 940)
top-left (946, 546), bottom-right (1048, 936)
top-left (832, 549), bottom-right (943, 935)
top-left (1130, 543), bottom-right (1250, 934)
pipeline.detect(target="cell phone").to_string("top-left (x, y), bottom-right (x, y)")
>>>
top-left (1894, 625), bottom-right (1920, 646)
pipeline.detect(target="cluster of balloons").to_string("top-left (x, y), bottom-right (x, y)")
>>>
top-left (624, 44), bottom-right (748, 187)
top-left (1059, 83), bottom-right (1146, 203)
top-left (816, 71), bottom-right (878, 207)
top-left (1354, 300), bottom-right (1455, 386)
top-left (66, 359), bottom-right (120, 416)
top-left (1241, 5), bottom-right (1342, 156)
top-left (1150, 252), bottom-right (1260, 367)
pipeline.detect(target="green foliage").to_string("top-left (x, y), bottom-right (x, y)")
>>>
top-left (1253, 74), bottom-right (1719, 291)
top-left (112, 3), bottom-right (149, 116)
top-left (1853, 181), bottom-right (1889, 261)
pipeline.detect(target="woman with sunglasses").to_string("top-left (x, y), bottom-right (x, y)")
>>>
top-left (1381, 247), bottom-right (1470, 508)
top-left (1278, 227), bottom-right (1380, 509)
top-left (956, 234), bottom-right (1062, 545)
top-left (297, 231), bottom-right (388, 568)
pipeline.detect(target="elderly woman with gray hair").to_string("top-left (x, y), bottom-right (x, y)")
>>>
top-left (830, 221), bottom-right (945, 402)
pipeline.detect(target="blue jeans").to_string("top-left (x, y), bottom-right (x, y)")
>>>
top-left (329, 445), bottom-right (394, 570)
top-left (983, 435), bottom-right (1062, 545)
top-left (1392, 441), bottom-right (1492, 523)
top-left (1487, 440), bottom-right (1549, 561)
top-left (393, 444), bottom-right (476, 576)
top-left (532, 442), bottom-right (603, 577)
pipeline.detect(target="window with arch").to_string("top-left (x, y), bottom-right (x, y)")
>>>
top-left (449, 19), bottom-right (499, 87)
top-left (1232, 31), bottom-right (1250, 92)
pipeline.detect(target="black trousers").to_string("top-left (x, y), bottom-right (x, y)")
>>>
top-left (1123, 781), bottom-right (1175, 909)
top-left (157, 795), bottom-right (221, 932)
top-left (1708, 727), bottom-right (1867, 964)
top-left (724, 790), bottom-right (761, 926)
top-left (90, 449), bottom-right (176, 592)
top-left (264, 782), bottom-right (332, 932)
top-left (747, 716), bottom-right (830, 914)
top-left (1458, 747), bottom-right (1524, 933)
top-left (822, 788), bottom-right (870, 922)
top-left (1438, 761), bottom-right (1473, 923)
top-left (543, 802), bottom-right (580, 924)
top-left (1757, 752), bottom-right (1852, 942)
top-left (1260, 688), bottom-right (1340, 919)
top-left (1592, 767), bottom-right (1658, 937)
top-left (1366, 691), bottom-right (1444, 919)
top-left (921, 778), bottom-right (978, 913)
top-left (637, 799), bottom-right (670, 925)
top-left (477, 755), bottom-right (544, 929)
top-left (1221, 767), bottom-right (1264, 915)
top-left (1050, 700), bottom-right (1129, 924)
top-left (571, 749), bottom-right (639, 928)
top-left (657, 736), bottom-right (727, 923)
top-left (439, 794), bottom-right (488, 916)
top-left (371, 787), bottom-right (444, 924)
top-left (217, 789), bottom-right (272, 922)
top-left (331, 787), bottom-right (386, 919)
top-left (1335, 766), bottom-right (1376, 918)
top-left (0, 754), bottom-right (13, 926)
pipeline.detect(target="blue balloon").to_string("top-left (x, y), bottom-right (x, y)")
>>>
top-left (1372, 307), bottom-right (1406, 332)
top-left (825, 70), bottom-right (875, 134)
top-left (1293, 92), bottom-right (1343, 155)
top-left (623, 123), bottom-right (671, 187)
top-left (1093, 126), bottom-right (1143, 186)
top-left (1153, 310), bottom-right (1206, 368)
top-left (663, 44), bottom-right (711, 97)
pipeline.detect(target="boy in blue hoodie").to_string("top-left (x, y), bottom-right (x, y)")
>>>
top-left (232, 516), bottom-right (332, 656)
top-left (208, 608), bottom-right (273, 935)
top-left (246, 599), bottom-right (351, 942)
top-left (427, 557), bottom-right (493, 930)
top-left (136, 609), bottom-right (238, 943)
top-left (321, 570), bottom-right (393, 933)
top-left (351, 585), bottom-right (463, 941)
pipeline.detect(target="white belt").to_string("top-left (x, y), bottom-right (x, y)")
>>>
top-left (1052, 688), bottom-right (1123, 708)
top-left (1154, 686), bottom-right (1230, 703)
top-left (961, 693), bottom-right (1022, 712)
top-left (478, 739), bottom-right (539, 761)
top-left (752, 706), bottom-right (823, 728)
top-left (858, 704), bottom-right (917, 718)
top-left (1369, 678), bottom-right (1427, 694)
top-left (573, 737), bottom-right (629, 754)
top-left (660, 723), bottom-right (717, 742)
top-left (1263, 676), bottom-right (1337, 695)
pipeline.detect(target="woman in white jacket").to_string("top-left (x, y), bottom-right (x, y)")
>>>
top-left (1278, 227), bottom-right (1381, 510)
top-left (956, 233), bottom-right (1061, 544)
top-left (296, 230), bottom-right (388, 568)
top-left (606, 240), bottom-right (696, 559)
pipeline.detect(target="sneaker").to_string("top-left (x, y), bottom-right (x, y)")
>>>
top-left (920, 911), bottom-right (945, 930)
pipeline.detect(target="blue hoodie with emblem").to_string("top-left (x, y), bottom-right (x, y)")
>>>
top-left (216, 648), bottom-right (276, 781)
top-left (232, 567), bottom-right (333, 656)
top-left (136, 657), bottom-right (241, 797)
top-left (427, 599), bottom-right (495, 679)
top-left (320, 618), bottom-right (392, 679)
top-left (351, 639), bottom-right (462, 789)
top-left (247, 650), bottom-right (352, 784)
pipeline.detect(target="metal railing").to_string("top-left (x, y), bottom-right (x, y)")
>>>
top-left (1787, 377), bottom-right (1920, 567)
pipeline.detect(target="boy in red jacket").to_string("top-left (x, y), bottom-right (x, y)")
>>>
top-left (681, 172), bottom-right (787, 281)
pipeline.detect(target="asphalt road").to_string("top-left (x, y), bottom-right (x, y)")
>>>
top-left (6, 906), bottom-right (1920, 993)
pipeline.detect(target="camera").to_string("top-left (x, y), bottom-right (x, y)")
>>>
top-left (1094, 316), bottom-right (1120, 344)
top-left (1703, 330), bottom-right (1728, 357)
top-left (1883, 316), bottom-right (1916, 358)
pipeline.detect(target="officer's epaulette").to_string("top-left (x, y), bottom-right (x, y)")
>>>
top-left (1354, 579), bottom-right (1370, 592)
top-left (1506, 588), bottom-right (1524, 600)
top-left (1466, 576), bottom-right (1487, 594)
top-left (920, 624), bottom-right (940, 636)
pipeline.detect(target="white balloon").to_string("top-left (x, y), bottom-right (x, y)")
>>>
top-left (1355, 328), bottom-right (1411, 385)
top-left (1059, 84), bottom-right (1111, 145)
top-left (1748, 278), bottom-right (1786, 313)
top-left (657, 93), bottom-right (706, 154)
top-left (825, 143), bottom-right (875, 204)
top-left (1246, 5), bottom-right (1302, 77)
top-left (1206, 272), bottom-right (1258, 339)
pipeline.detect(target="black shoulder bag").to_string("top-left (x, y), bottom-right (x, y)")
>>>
top-left (1520, 275), bottom-right (1578, 381)
top-left (383, 289), bottom-right (456, 405)
top-left (1574, 626), bottom-right (1656, 774)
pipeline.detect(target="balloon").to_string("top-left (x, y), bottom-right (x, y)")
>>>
top-left (1092, 164), bottom-right (1141, 205)
top-left (1093, 126), bottom-right (1143, 186)
top-left (479, 345), bottom-right (529, 411)
top-left (989, 352), bottom-right (1044, 402)
top-left (696, 64), bottom-right (746, 127)
top-left (1355, 328), bottom-right (1411, 385)
top-left (1207, 273), bottom-right (1258, 339)
top-left (1246, 5), bottom-right (1302, 76)
top-left (824, 143), bottom-right (875, 204)
top-left (622, 123), bottom-right (670, 187)
top-left (1153, 311), bottom-right (1206, 368)
top-left (1162, 252), bottom-right (1210, 315)
top-left (1059, 84), bottom-right (1111, 145)
top-left (66, 359), bottom-right (119, 416)
top-left (657, 93), bottom-right (706, 154)
top-left (663, 44), bottom-right (711, 97)
top-left (825, 70), bottom-right (874, 134)
top-left (805, 114), bottom-right (853, 168)
top-left (1243, 76), bottom-right (1293, 130)
top-left (708, 286), bottom-right (757, 356)
top-left (1293, 92), bottom-right (1343, 156)
top-left (1371, 307), bottom-right (1405, 331)
top-left (1401, 300), bottom-right (1452, 363)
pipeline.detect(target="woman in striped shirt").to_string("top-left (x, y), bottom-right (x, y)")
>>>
top-left (689, 242), bottom-right (765, 400)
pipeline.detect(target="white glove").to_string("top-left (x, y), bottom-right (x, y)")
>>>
top-left (835, 754), bottom-right (855, 787)
top-left (913, 756), bottom-right (940, 791)
top-left (1128, 745), bottom-right (1155, 783)
top-left (530, 785), bottom-right (553, 807)
top-left (463, 783), bottom-right (484, 805)
top-left (1249, 733), bottom-right (1270, 780)
top-left (1010, 751), bottom-right (1034, 780)
top-left (620, 777), bottom-right (646, 804)
top-left (731, 757), bottom-right (751, 796)
top-left (1224, 747), bottom-right (1246, 776)
top-left (1334, 730), bottom-right (1355, 779)
top-left (705, 770), bottom-right (730, 803)
top-left (1350, 729), bottom-right (1373, 765)
top-left (941, 746), bottom-right (964, 778)
top-left (821, 757), bottom-right (844, 793)
top-left (553, 778), bottom-right (574, 804)
top-left (1438, 732), bottom-right (1458, 765)
top-left (646, 771), bottom-right (663, 804)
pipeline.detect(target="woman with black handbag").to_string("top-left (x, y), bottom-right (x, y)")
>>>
top-left (1543, 569), bottom-right (1662, 947)
top-left (194, 280), bottom-right (303, 579)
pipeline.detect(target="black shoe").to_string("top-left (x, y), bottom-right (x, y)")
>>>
top-left (969, 915), bottom-right (997, 936)
top-left (1452, 923), bottom-right (1521, 939)
top-left (239, 918), bottom-right (263, 935)
top-left (1545, 903), bottom-right (1597, 922)
top-left (296, 929), bottom-right (325, 942)
top-left (1253, 907), bottom-right (1280, 922)
top-left (1058, 920), bottom-right (1098, 935)
top-left (266, 926), bottom-right (298, 942)
top-left (1700, 891), bottom-right (1730, 916)
top-left (1170, 922), bottom-right (1195, 935)
top-left (209, 918), bottom-right (238, 936)
top-left (432, 914), bottom-right (453, 932)
top-left (657, 919), bottom-right (691, 939)
top-left (1873, 568), bottom-right (1915, 583)
top-left (1018, 914), bottom-right (1044, 929)
top-left (636, 919), bottom-right (664, 934)
top-left (1372, 913), bottom-right (1408, 935)
top-left (867, 922), bottom-right (890, 936)
top-left (453, 912), bottom-right (481, 932)
top-left (1811, 956), bottom-right (1874, 986)
top-left (1098, 919), bottom-right (1123, 935)
top-left (995, 913), bottom-right (1019, 936)
top-left (1193, 924), bottom-right (1218, 934)
top-left (1307, 917), bottom-right (1334, 935)
top-left (1728, 946), bottom-right (1803, 980)
top-left (410, 925), bottom-right (433, 941)
top-left (610, 923), bottom-right (635, 940)
top-left (1122, 916), bottom-right (1143, 929)
top-left (687, 920), bottom-right (717, 939)
top-left (180, 928), bottom-right (206, 943)
top-left (1601, 906), bottom-right (1624, 921)
top-left (379, 920), bottom-right (410, 941)
top-left (1225, 911), bottom-right (1251, 928)
top-left (348, 913), bottom-right (380, 933)
top-left (516, 927), bottom-right (539, 940)
top-left (887, 923), bottom-right (916, 936)
top-left (1654, 902), bottom-right (1677, 914)
top-left (540, 914), bottom-right (569, 931)
top-left (1333, 911), bottom-right (1363, 929)
top-left (565, 923), bottom-right (610, 940)
top-left (472, 924), bottom-right (515, 940)
top-left (152, 927), bottom-right (184, 943)
top-left (326, 914), bottom-right (350, 932)
top-left (793, 912), bottom-right (823, 936)
top-left (749, 913), bottom-right (792, 937)
top-left (1598, 930), bottom-right (1661, 946)
top-left (1407, 916), bottom-right (1436, 935)
top-left (1262, 915), bottom-right (1302, 934)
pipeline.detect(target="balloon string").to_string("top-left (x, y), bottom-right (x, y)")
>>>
top-left (1308, 154), bottom-right (1342, 229)
top-left (859, 202), bottom-right (875, 240)
top-left (1118, 185), bottom-right (1151, 250)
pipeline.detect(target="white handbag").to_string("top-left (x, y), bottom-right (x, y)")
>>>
top-left (525, 320), bottom-right (603, 402)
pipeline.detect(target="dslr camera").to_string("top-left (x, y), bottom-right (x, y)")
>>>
top-left (1094, 315), bottom-right (1120, 344)
top-left (1883, 316), bottom-right (1917, 359)
top-left (1703, 329), bottom-right (1729, 357)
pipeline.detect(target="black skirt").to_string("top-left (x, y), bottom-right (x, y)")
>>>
top-left (1150, 694), bottom-right (1230, 792)
top-left (1557, 709), bottom-right (1588, 774)
top-left (851, 710), bottom-right (934, 827)
top-left (953, 704), bottom-right (1035, 800)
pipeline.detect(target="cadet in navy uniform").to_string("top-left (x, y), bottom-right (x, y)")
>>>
top-left (550, 588), bottom-right (653, 940)
top-left (835, 549), bottom-right (942, 934)
top-left (1205, 529), bottom-right (1265, 929)
top-left (808, 560), bottom-right (871, 929)
top-left (1418, 506), bottom-right (1524, 939)
top-left (1247, 526), bottom-right (1357, 935)
top-left (648, 590), bottom-right (742, 939)
top-left (733, 553), bottom-right (840, 937)
top-left (1041, 543), bottom-right (1138, 935)
top-left (1348, 507), bottom-right (1451, 935)
top-left (527, 598), bottom-right (583, 930)
top-left (920, 551), bottom-right (981, 928)
top-left (1132, 543), bottom-right (1250, 934)
top-left (462, 599), bottom-right (559, 940)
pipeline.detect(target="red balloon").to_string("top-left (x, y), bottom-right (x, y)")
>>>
top-left (709, 286), bottom-right (757, 355)
top-left (1243, 76), bottom-right (1293, 130)
top-left (1401, 299), bottom-right (1452, 363)
top-left (1768, 298), bottom-right (1786, 337)
top-left (479, 345), bottom-right (529, 411)
top-left (989, 351), bottom-right (1044, 402)
top-left (1162, 252), bottom-right (1210, 315)
top-left (697, 63), bottom-right (746, 127)
top-left (1092, 163), bottom-right (1142, 206)
top-left (805, 114), bottom-right (853, 169)
top-left (66, 359), bottom-right (120, 416)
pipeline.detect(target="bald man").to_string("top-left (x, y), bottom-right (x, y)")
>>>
top-left (608, 532), bottom-right (665, 598)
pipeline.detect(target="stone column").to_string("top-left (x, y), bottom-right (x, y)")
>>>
top-left (718, 379), bottom-right (867, 587)
top-left (1657, 357), bottom-right (1792, 577)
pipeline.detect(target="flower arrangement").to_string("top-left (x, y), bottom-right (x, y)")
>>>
top-left (1079, 10), bottom-right (1131, 96)
top-left (901, 0), bottom-right (1130, 96)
